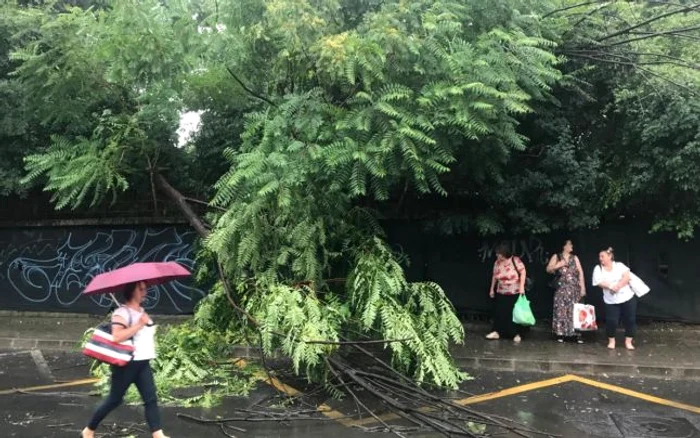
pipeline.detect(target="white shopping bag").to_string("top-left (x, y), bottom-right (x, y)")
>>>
top-left (629, 272), bottom-right (650, 297)
top-left (573, 303), bottom-right (597, 331)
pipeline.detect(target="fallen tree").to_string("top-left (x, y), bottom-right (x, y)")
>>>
top-left (3, 1), bottom-right (698, 436)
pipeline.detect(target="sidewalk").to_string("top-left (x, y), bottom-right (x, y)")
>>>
top-left (1, 311), bottom-right (698, 380)
top-left (455, 322), bottom-right (700, 380)
top-left (0, 310), bottom-right (188, 351)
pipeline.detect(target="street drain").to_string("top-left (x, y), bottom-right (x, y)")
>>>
top-left (612, 415), bottom-right (699, 438)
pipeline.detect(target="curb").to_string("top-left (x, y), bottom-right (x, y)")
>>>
top-left (454, 356), bottom-right (700, 381)
top-left (0, 310), bottom-right (191, 320)
top-left (0, 337), bottom-right (78, 351)
top-left (0, 311), bottom-right (95, 319)
top-left (461, 321), bottom-right (700, 335)
top-left (3, 338), bottom-right (699, 381)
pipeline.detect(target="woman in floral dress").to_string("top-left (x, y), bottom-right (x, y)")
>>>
top-left (546, 239), bottom-right (586, 343)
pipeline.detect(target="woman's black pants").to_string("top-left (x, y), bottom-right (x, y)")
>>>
top-left (88, 360), bottom-right (162, 432)
top-left (605, 296), bottom-right (637, 338)
top-left (493, 293), bottom-right (523, 338)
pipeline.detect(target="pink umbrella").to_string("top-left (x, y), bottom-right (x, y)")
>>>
top-left (82, 262), bottom-right (192, 296)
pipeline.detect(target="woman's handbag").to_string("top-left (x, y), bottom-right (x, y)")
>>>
top-left (512, 294), bottom-right (536, 326)
top-left (82, 308), bottom-right (135, 367)
top-left (511, 258), bottom-right (534, 292)
top-left (629, 272), bottom-right (650, 297)
top-left (573, 303), bottom-right (597, 331)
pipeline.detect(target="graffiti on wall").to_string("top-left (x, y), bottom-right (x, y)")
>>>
top-left (0, 227), bottom-right (205, 313)
top-left (477, 236), bottom-right (550, 265)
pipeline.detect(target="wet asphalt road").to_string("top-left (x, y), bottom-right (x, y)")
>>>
top-left (0, 349), bottom-right (698, 437)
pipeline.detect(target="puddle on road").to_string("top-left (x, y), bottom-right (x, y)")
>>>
top-left (612, 414), bottom-right (700, 438)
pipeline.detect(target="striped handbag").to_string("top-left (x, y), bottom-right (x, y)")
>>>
top-left (82, 308), bottom-right (135, 367)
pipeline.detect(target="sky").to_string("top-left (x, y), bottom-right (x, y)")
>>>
top-left (176, 110), bottom-right (203, 147)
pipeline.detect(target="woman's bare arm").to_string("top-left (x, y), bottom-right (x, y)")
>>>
top-left (518, 263), bottom-right (527, 294)
top-left (612, 270), bottom-right (631, 291)
top-left (111, 314), bottom-right (148, 343)
top-left (575, 256), bottom-right (586, 296)
top-left (546, 254), bottom-right (558, 274)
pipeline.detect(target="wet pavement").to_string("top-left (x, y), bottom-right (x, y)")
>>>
top-left (459, 368), bottom-right (700, 408)
top-left (1, 348), bottom-right (698, 437)
top-left (453, 323), bottom-right (700, 379)
top-left (3, 313), bottom-right (699, 379)
top-left (459, 372), bottom-right (700, 438)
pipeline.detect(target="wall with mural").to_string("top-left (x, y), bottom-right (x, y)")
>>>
top-left (0, 226), bottom-right (205, 314)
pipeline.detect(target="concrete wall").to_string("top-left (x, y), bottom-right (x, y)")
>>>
top-left (1, 220), bottom-right (697, 322)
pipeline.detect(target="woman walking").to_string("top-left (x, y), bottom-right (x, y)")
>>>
top-left (486, 242), bottom-right (527, 343)
top-left (81, 281), bottom-right (170, 438)
top-left (592, 247), bottom-right (637, 350)
top-left (546, 239), bottom-right (586, 343)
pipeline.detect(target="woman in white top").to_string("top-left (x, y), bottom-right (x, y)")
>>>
top-left (591, 247), bottom-right (637, 350)
top-left (81, 281), bottom-right (170, 438)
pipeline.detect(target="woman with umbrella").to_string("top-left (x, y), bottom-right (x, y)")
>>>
top-left (80, 262), bottom-right (189, 438)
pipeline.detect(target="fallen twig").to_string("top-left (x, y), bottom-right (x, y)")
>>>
top-left (303, 338), bottom-right (412, 345)
top-left (176, 412), bottom-right (330, 424)
top-left (47, 423), bottom-right (73, 428)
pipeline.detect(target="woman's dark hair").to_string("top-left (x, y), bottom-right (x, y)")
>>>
top-left (599, 246), bottom-right (615, 260)
top-left (122, 282), bottom-right (140, 302)
top-left (495, 241), bottom-right (512, 258)
top-left (560, 239), bottom-right (574, 254)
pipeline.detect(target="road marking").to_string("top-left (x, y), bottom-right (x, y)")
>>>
top-left (455, 374), bottom-right (576, 405)
top-left (349, 375), bottom-right (578, 427)
top-left (569, 375), bottom-right (700, 415)
top-left (11, 361), bottom-right (692, 430)
top-left (335, 373), bottom-right (700, 428)
top-left (234, 358), bottom-right (353, 425)
top-left (0, 378), bottom-right (99, 395)
top-left (29, 349), bottom-right (54, 382)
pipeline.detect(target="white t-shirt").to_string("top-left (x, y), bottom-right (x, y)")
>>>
top-left (592, 262), bottom-right (634, 305)
top-left (113, 307), bottom-right (157, 361)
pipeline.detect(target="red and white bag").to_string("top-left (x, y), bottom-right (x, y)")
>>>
top-left (82, 308), bottom-right (134, 367)
top-left (573, 303), bottom-right (597, 331)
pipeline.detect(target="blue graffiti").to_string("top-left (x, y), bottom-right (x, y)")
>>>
top-left (0, 228), bottom-right (205, 312)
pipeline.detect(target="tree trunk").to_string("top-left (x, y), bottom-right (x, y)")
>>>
top-left (155, 173), bottom-right (210, 238)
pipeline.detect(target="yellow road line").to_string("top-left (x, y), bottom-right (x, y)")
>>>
top-left (234, 358), bottom-right (353, 425)
top-left (0, 377), bottom-right (99, 396)
top-left (235, 359), bottom-right (700, 427)
top-left (570, 375), bottom-right (700, 415)
top-left (349, 374), bottom-right (578, 427)
top-left (455, 374), bottom-right (576, 406)
top-left (344, 373), bottom-right (700, 428)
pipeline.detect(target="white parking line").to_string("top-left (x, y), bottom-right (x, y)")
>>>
top-left (29, 349), bottom-right (54, 382)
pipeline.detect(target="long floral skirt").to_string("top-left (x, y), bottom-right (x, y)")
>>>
top-left (552, 283), bottom-right (579, 337)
